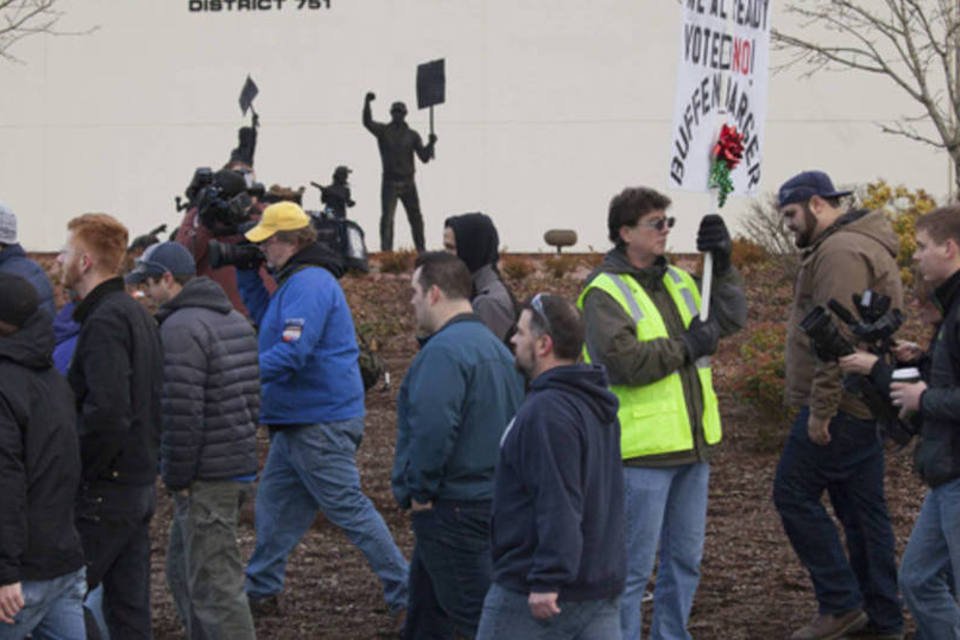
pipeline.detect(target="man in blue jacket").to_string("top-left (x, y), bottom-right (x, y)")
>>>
top-left (477, 293), bottom-right (625, 640)
top-left (237, 202), bottom-right (408, 620)
top-left (0, 203), bottom-right (55, 318)
top-left (393, 252), bottom-right (525, 639)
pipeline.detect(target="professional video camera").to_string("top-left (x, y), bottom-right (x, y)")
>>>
top-left (208, 217), bottom-right (347, 278)
top-left (208, 221), bottom-right (263, 271)
top-left (799, 289), bottom-right (915, 445)
top-left (177, 167), bottom-right (255, 234)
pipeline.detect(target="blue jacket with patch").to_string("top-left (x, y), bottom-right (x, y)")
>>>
top-left (392, 314), bottom-right (524, 507)
top-left (237, 245), bottom-right (364, 425)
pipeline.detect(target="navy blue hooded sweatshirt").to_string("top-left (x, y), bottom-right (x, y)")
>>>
top-left (490, 363), bottom-right (626, 601)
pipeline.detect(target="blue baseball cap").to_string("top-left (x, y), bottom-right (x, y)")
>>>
top-left (125, 241), bottom-right (196, 285)
top-left (777, 171), bottom-right (852, 208)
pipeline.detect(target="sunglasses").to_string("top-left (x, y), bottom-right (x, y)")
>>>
top-left (638, 216), bottom-right (676, 232)
top-left (530, 292), bottom-right (553, 335)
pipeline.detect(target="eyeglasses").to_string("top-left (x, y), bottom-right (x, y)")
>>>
top-left (638, 216), bottom-right (676, 232)
top-left (530, 293), bottom-right (553, 335)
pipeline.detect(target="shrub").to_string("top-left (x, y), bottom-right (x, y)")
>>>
top-left (544, 254), bottom-right (579, 279)
top-left (730, 236), bottom-right (769, 270)
top-left (500, 254), bottom-right (535, 281)
top-left (740, 194), bottom-right (800, 281)
top-left (733, 322), bottom-right (791, 450)
top-left (857, 180), bottom-right (937, 287)
top-left (378, 249), bottom-right (417, 274)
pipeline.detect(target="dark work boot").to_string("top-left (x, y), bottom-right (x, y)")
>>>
top-left (247, 594), bottom-right (281, 618)
top-left (789, 609), bottom-right (868, 640)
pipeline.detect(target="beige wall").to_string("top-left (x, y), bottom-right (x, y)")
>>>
top-left (0, 0), bottom-right (950, 252)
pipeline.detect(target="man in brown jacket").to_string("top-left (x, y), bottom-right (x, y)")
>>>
top-left (773, 171), bottom-right (904, 640)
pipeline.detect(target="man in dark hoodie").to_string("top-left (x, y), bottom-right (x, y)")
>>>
top-left (577, 187), bottom-right (746, 640)
top-left (237, 202), bottom-right (409, 619)
top-left (477, 293), bottom-right (625, 640)
top-left (0, 202), bottom-right (55, 318)
top-left (774, 171), bottom-right (904, 640)
top-left (0, 273), bottom-right (86, 639)
top-left (126, 241), bottom-right (259, 639)
top-left (443, 212), bottom-right (518, 342)
top-left (58, 213), bottom-right (163, 639)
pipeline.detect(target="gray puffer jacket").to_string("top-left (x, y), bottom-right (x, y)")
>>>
top-left (156, 277), bottom-right (260, 490)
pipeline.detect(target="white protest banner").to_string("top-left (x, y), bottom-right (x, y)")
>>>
top-left (667, 0), bottom-right (771, 196)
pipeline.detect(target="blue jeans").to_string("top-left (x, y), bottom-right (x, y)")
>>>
top-left (404, 500), bottom-right (492, 640)
top-left (0, 567), bottom-right (86, 640)
top-left (83, 586), bottom-right (108, 640)
top-left (620, 462), bottom-right (709, 640)
top-left (245, 419), bottom-right (409, 612)
top-left (900, 477), bottom-right (960, 639)
top-left (477, 583), bottom-right (621, 640)
top-left (773, 407), bottom-right (902, 633)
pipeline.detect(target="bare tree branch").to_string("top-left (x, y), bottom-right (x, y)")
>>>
top-left (0, 0), bottom-right (95, 63)
top-left (775, 0), bottom-right (960, 189)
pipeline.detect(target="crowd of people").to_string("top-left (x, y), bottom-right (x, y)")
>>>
top-left (1, 165), bottom-right (960, 640)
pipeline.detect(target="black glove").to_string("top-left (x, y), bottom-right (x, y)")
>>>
top-left (696, 214), bottom-right (732, 275)
top-left (681, 317), bottom-right (720, 362)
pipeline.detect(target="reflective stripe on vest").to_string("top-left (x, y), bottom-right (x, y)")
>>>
top-left (577, 267), bottom-right (722, 460)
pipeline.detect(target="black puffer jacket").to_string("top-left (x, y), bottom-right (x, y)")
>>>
top-left (0, 310), bottom-right (85, 584)
top-left (69, 278), bottom-right (163, 486)
top-left (156, 277), bottom-right (260, 490)
top-left (916, 269), bottom-right (960, 487)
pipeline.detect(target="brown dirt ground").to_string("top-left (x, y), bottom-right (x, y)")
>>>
top-left (36, 252), bottom-right (929, 639)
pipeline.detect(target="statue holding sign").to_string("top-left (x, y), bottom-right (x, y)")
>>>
top-left (363, 92), bottom-right (437, 252)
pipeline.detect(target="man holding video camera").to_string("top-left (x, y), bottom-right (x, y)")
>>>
top-left (774, 170), bottom-right (904, 640)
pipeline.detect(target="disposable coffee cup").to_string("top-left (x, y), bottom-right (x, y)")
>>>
top-left (891, 367), bottom-right (921, 384)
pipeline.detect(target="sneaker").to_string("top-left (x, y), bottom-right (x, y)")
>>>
top-left (789, 609), bottom-right (868, 640)
top-left (247, 594), bottom-right (281, 618)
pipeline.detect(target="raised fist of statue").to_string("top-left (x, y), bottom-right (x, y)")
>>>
top-left (428, 133), bottom-right (438, 144)
top-left (365, 91), bottom-right (376, 102)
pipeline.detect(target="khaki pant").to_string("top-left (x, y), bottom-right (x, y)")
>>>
top-left (167, 480), bottom-right (256, 640)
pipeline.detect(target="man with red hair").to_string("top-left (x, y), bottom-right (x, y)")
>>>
top-left (58, 213), bottom-right (163, 639)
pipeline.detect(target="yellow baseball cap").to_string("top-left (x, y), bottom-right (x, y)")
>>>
top-left (245, 201), bottom-right (311, 243)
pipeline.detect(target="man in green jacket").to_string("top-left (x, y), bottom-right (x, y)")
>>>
top-left (578, 186), bottom-right (746, 640)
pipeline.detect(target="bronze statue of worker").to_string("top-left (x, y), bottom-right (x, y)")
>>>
top-left (363, 91), bottom-right (437, 253)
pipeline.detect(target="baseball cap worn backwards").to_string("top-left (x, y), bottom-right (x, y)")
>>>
top-left (125, 241), bottom-right (196, 285)
top-left (778, 171), bottom-right (852, 208)
top-left (245, 202), bottom-right (310, 243)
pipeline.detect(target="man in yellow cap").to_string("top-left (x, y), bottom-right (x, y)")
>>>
top-left (237, 202), bottom-right (409, 621)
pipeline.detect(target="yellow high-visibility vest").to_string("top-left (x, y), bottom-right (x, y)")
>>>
top-left (577, 267), bottom-right (721, 460)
